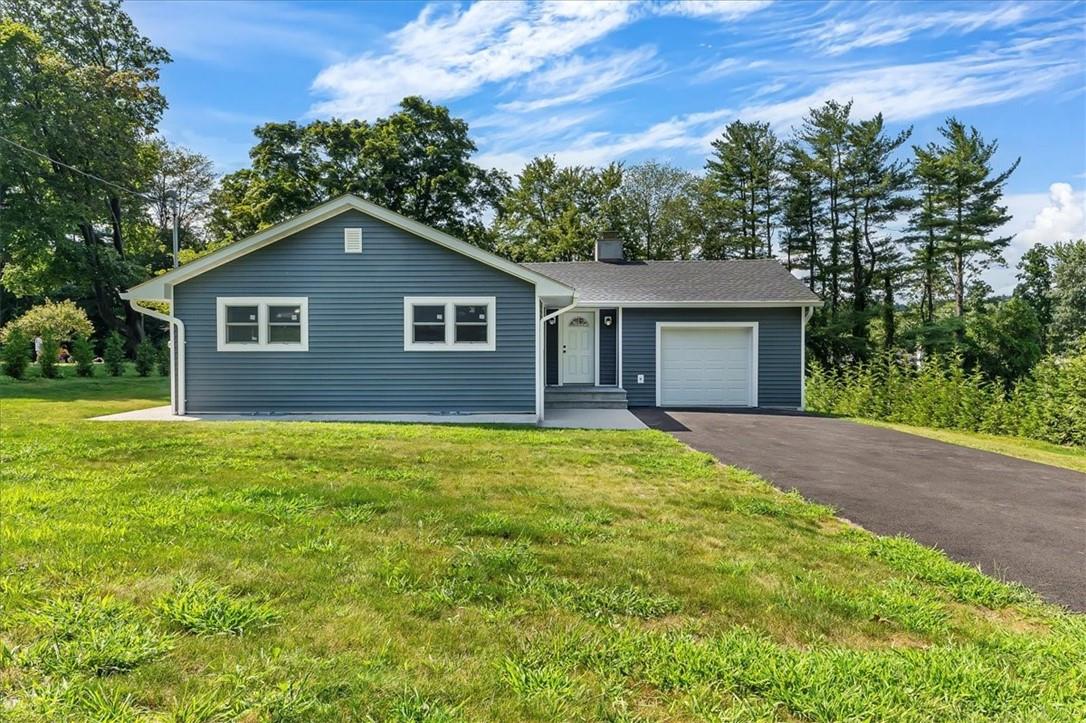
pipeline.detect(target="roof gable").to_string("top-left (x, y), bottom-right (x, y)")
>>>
top-left (123, 195), bottom-right (573, 300)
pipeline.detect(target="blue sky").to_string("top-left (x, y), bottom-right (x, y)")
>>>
top-left (126, 0), bottom-right (1086, 291)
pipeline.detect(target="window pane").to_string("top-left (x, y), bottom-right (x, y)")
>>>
top-left (413, 324), bottom-right (445, 343)
top-left (226, 306), bottom-right (258, 323)
top-left (455, 323), bottom-right (487, 343)
top-left (268, 325), bottom-right (301, 343)
top-left (268, 305), bottom-right (301, 323)
top-left (413, 305), bottom-right (444, 324)
top-left (226, 324), bottom-right (259, 343)
top-left (455, 305), bottom-right (487, 323)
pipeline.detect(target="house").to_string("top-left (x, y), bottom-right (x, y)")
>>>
top-left (122, 195), bottom-right (822, 422)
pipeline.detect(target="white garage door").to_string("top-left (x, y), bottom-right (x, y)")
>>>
top-left (658, 326), bottom-right (754, 407)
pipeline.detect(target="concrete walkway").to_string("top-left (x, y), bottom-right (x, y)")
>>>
top-left (92, 405), bottom-right (645, 430)
top-left (634, 408), bottom-right (1086, 611)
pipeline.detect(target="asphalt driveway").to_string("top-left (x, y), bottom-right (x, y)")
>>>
top-left (633, 408), bottom-right (1086, 611)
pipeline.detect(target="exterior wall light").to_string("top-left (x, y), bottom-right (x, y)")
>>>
top-left (603, 315), bottom-right (613, 326)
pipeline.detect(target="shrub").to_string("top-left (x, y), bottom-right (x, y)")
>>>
top-left (2, 328), bottom-right (31, 379)
top-left (807, 350), bottom-right (1086, 448)
top-left (104, 332), bottom-right (126, 377)
top-left (156, 342), bottom-right (170, 376)
top-left (134, 338), bottom-right (156, 377)
top-left (0, 299), bottom-right (92, 344)
top-left (38, 336), bottom-right (60, 379)
top-left (71, 335), bottom-right (95, 377)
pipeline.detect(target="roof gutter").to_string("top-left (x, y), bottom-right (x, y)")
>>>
top-left (127, 296), bottom-right (186, 415)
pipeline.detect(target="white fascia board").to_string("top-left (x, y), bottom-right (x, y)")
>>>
top-left (123, 195), bottom-right (575, 300)
top-left (575, 300), bottom-right (824, 308)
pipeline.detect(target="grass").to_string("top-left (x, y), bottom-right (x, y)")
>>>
top-left (851, 417), bottom-right (1086, 474)
top-left (1, 373), bottom-right (1083, 721)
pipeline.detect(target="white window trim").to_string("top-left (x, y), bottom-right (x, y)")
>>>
top-left (216, 296), bottom-right (309, 352)
top-left (654, 321), bottom-right (758, 408)
top-left (403, 296), bottom-right (496, 352)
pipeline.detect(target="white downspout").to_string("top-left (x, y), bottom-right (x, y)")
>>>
top-left (128, 298), bottom-right (186, 415)
top-left (538, 296), bottom-right (578, 423)
top-left (800, 305), bottom-right (814, 411)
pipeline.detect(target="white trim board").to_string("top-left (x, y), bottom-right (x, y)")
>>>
top-left (578, 300), bottom-right (822, 308)
top-left (654, 321), bottom-right (759, 408)
top-left (122, 195), bottom-right (575, 301)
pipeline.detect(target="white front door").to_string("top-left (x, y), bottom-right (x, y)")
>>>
top-left (560, 312), bottom-right (595, 384)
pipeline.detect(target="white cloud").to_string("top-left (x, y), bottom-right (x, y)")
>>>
top-left (656, 1), bottom-right (774, 22)
top-left (806, 3), bottom-right (1032, 56)
top-left (988, 183), bottom-right (1086, 293)
top-left (497, 47), bottom-right (662, 113)
top-left (307, 0), bottom-right (775, 119)
top-left (738, 42), bottom-right (1081, 129)
top-left (310, 1), bottom-right (638, 118)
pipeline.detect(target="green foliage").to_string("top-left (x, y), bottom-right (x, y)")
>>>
top-left (0, 5), bottom-right (170, 344)
top-left (808, 349), bottom-right (1086, 447)
top-left (38, 335), bottom-right (59, 378)
top-left (1, 327), bottom-right (31, 379)
top-left (1049, 239), bottom-right (1086, 352)
top-left (156, 579), bottom-right (280, 635)
top-left (964, 296), bottom-right (1043, 383)
top-left (0, 299), bottom-right (93, 344)
top-left (104, 331), bottom-right (126, 376)
top-left (20, 594), bottom-right (173, 676)
top-left (71, 334), bottom-right (95, 377)
top-left (134, 337), bottom-right (156, 376)
top-left (208, 97), bottom-right (507, 250)
top-left (156, 341), bottom-right (170, 376)
top-left (493, 156), bottom-right (624, 261)
top-left (617, 160), bottom-right (704, 260)
top-left (705, 119), bottom-right (781, 259)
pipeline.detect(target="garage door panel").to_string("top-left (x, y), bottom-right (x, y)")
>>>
top-left (659, 326), bottom-right (752, 407)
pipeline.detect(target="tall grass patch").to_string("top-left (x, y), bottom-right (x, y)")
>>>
top-left (156, 579), bottom-right (280, 635)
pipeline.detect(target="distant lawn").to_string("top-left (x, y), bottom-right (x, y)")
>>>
top-left (850, 418), bottom-right (1086, 475)
top-left (1, 376), bottom-right (1083, 721)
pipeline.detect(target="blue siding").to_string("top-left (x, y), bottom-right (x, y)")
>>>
top-left (621, 307), bottom-right (803, 408)
top-left (598, 308), bottom-right (617, 385)
top-left (175, 210), bottom-right (536, 413)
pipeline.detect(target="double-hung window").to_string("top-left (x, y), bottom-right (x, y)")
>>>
top-left (403, 296), bottom-right (496, 351)
top-left (217, 297), bottom-right (308, 351)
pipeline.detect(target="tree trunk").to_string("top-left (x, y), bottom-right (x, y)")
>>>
top-left (883, 272), bottom-right (896, 350)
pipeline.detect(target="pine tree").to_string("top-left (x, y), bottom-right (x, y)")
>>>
top-left (932, 118), bottom-right (1019, 317)
top-left (705, 120), bottom-right (782, 258)
top-left (38, 336), bottom-right (60, 378)
top-left (134, 338), bottom-right (156, 376)
top-left (71, 334), bottom-right (95, 377)
top-left (104, 331), bottom-right (126, 377)
top-left (2, 329), bottom-right (31, 380)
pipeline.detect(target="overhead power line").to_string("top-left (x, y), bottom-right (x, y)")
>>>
top-left (0, 133), bottom-right (150, 199)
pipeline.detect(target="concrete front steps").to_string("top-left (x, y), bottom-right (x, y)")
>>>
top-left (544, 385), bottom-right (628, 409)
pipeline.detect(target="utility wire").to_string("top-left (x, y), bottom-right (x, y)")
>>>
top-left (0, 133), bottom-right (151, 199)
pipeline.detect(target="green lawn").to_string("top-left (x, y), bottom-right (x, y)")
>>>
top-left (850, 418), bottom-right (1086, 475)
top-left (1, 374), bottom-right (1083, 721)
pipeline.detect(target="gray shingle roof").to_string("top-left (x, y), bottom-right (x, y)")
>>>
top-left (523, 260), bottom-right (822, 304)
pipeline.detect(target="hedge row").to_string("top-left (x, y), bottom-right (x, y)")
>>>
top-left (806, 351), bottom-right (1086, 448)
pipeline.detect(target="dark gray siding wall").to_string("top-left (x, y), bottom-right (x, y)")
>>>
top-left (621, 307), bottom-right (803, 408)
top-left (175, 211), bottom-right (536, 413)
top-left (599, 309), bottom-right (617, 385)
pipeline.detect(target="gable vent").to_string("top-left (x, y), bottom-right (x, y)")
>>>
top-left (344, 227), bottom-right (363, 254)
